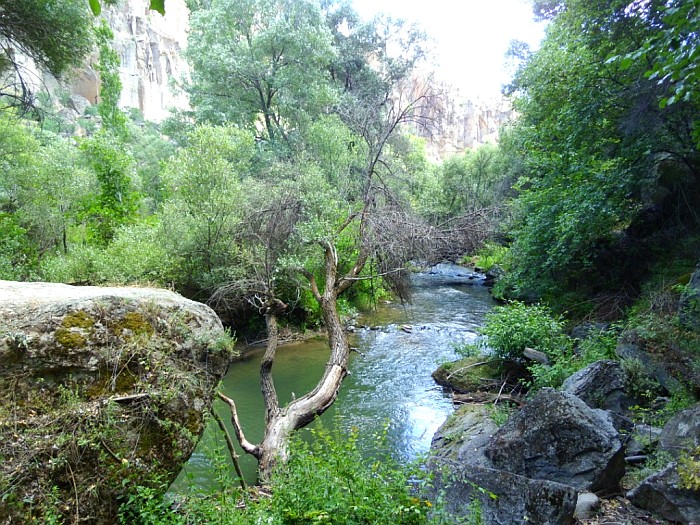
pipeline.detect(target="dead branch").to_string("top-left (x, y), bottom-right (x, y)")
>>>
top-left (218, 393), bottom-right (260, 458)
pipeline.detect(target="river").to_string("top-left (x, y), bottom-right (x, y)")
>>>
top-left (170, 263), bottom-right (495, 492)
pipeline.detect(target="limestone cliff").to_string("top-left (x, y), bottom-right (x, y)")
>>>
top-left (0, 281), bottom-right (233, 524)
top-left (104, 0), bottom-right (190, 122)
top-left (402, 74), bottom-right (515, 161)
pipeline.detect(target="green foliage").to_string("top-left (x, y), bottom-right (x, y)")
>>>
top-left (501, 0), bottom-right (700, 303)
top-left (94, 21), bottom-right (127, 134)
top-left (0, 0), bottom-right (94, 78)
top-left (268, 425), bottom-right (429, 525)
top-left (464, 242), bottom-right (509, 273)
top-left (479, 301), bottom-right (570, 362)
top-left (118, 481), bottom-right (182, 525)
top-left (186, 0), bottom-right (336, 141)
top-left (79, 132), bottom-right (140, 244)
top-left (678, 446), bottom-right (700, 491)
top-left (527, 328), bottom-right (618, 390)
top-left (119, 424), bottom-right (443, 525)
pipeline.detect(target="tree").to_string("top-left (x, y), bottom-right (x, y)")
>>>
top-left (160, 124), bottom-right (255, 292)
top-left (0, 0), bottom-right (94, 109)
top-left (186, 0), bottom-right (336, 142)
top-left (500, 0), bottom-right (700, 303)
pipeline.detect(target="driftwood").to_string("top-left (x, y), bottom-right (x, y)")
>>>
top-left (452, 392), bottom-right (523, 406)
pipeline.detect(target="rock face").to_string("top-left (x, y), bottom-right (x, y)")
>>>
top-left (562, 360), bottom-right (630, 413)
top-left (0, 281), bottom-right (232, 524)
top-left (402, 75), bottom-right (514, 161)
top-left (430, 461), bottom-right (577, 525)
top-left (659, 403), bottom-right (700, 458)
top-left (485, 389), bottom-right (625, 494)
top-left (104, 0), bottom-right (190, 121)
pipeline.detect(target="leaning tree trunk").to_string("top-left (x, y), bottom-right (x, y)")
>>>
top-left (219, 243), bottom-right (357, 482)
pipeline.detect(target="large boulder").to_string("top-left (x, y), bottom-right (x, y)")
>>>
top-left (0, 281), bottom-right (233, 524)
top-left (485, 389), bottom-right (625, 494)
top-left (430, 404), bottom-right (498, 467)
top-left (562, 360), bottom-right (632, 413)
top-left (628, 463), bottom-right (700, 524)
top-left (428, 460), bottom-right (577, 525)
top-left (562, 360), bottom-right (635, 432)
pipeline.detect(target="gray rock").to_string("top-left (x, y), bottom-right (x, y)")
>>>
top-left (628, 462), bottom-right (700, 524)
top-left (0, 280), bottom-right (231, 524)
top-left (562, 360), bottom-right (632, 413)
top-left (428, 459), bottom-right (577, 525)
top-left (485, 389), bottom-right (625, 494)
top-left (574, 492), bottom-right (600, 520)
top-left (68, 94), bottom-right (91, 115)
top-left (627, 424), bottom-right (662, 456)
top-left (430, 404), bottom-right (498, 468)
top-left (679, 260), bottom-right (700, 333)
top-left (659, 403), bottom-right (700, 459)
top-left (617, 341), bottom-right (682, 394)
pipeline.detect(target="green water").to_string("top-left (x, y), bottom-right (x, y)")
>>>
top-left (171, 264), bottom-right (494, 492)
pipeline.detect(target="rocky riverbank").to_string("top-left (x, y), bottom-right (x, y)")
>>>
top-left (427, 261), bottom-right (700, 525)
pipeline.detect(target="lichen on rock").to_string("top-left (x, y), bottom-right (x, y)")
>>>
top-left (0, 280), bottom-right (235, 524)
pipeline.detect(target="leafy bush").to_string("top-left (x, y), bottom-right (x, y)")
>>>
top-left (465, 242), bottom-right (509, 273)
top-left (480, 301), bottom-right (570, 361)
top-left (527, 327), bottom-right (618, 390)
top-left (119, 424), bottom-right (449, 525)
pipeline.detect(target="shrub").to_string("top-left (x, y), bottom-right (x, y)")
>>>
top-left (480, 301), bottom-right (570, 361)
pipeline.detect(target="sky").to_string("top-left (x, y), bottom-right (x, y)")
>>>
top-left (350, 0), bottom-right (547, 99)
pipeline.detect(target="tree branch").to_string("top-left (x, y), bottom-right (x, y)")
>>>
top-left (218, 392), bottom-right (261, 458)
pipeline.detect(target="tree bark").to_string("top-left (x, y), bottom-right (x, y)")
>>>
top-left (219, 243), bottom-right (356, 482)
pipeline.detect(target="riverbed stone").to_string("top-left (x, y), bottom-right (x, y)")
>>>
top-left (484, 389), bottom-right (625, 494)
top-left (0, 280), bottom-right (233, 524)
top-left (432, 357), bottom-right (503, 394)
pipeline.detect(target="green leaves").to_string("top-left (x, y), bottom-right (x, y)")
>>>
top-left (88, 0), bottom-right (101, 15)
top-left (149, 0), bottom-right (165, 15)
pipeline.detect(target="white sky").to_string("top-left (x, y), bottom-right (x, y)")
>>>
top-left (351, 0), bottom-right (547, 99)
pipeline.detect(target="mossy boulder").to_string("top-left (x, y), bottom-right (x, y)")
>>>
top-left (0, 281), bottom-right (234, 524)
top-left (432, 356), bottom-right (502, 393)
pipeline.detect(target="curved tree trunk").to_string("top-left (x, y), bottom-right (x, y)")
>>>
top-left (220, 244), bottom-right (355, 482)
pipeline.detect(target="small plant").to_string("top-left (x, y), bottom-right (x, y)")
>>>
top-left (678, 446), bottom-right (700, 490)
top-left (486, 404), bottom-right (512, 427)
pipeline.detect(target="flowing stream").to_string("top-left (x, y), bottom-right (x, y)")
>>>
top-left (170, 264), bottom-right (495, 492)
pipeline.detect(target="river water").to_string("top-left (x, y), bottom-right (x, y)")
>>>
top-left (170, 264), bottom-right (494, 492)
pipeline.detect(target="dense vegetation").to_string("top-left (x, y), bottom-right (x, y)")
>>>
top-left (1, 0), bottom-right (699, 522)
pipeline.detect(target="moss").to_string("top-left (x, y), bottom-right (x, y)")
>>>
top-left (54, 310), bottom-right (96, 349)
top-left (432, 357), bottom-right (502, 393)
top-left (110, 311), bottom-right (155, 338)
top-left (54, 327), bottom-right (87, 349)
top-left (62, 310), bottom-right (95, 329)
